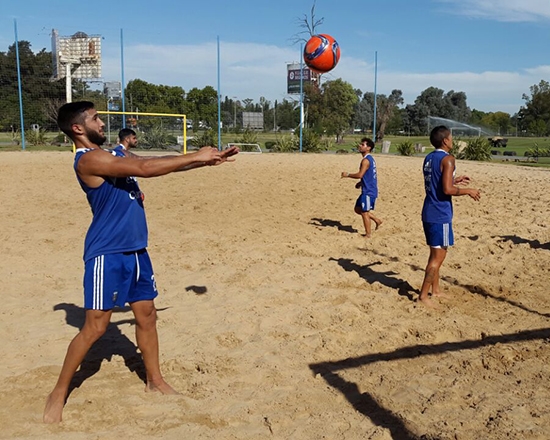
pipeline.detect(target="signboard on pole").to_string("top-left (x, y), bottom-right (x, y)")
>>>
top-left (287, 63), bottom-right (311, 94)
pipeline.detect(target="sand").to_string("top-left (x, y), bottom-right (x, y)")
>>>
top-left (0, 150), bottom-right (549, 439)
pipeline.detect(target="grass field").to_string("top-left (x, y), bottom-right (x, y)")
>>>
top-left (2, 131), bottom-right (549, 167)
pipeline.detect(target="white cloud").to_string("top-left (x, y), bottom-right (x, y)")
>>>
top-left (102, 41), bottom-right (544, 114)
top-left (102, 41), bottom-right (300, 102)
top-left (437, 0), bottom-right (550, 22)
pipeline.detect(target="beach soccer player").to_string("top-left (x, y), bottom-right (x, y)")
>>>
top-left (419, 125), bottom-right (481, 307)
top-left (113, 127), bottom-right (138, 156)
top-left (341, 137), bottom-right (383, 237)
top-left (43, 101), bottom-right (238, 423)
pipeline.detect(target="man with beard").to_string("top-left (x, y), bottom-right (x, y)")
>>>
top-left (44, 101), bottom-right (238, 423)
top-left (114, 127), bottom-right (138, 156)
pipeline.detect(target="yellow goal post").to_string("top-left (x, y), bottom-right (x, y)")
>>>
top-left (97, 110), bottom-right (189, 154)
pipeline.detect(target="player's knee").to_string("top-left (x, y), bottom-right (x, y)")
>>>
top-left (135, 306), bottom-right (157, 329)
top-left (82, 321), bottom-right (108, 342)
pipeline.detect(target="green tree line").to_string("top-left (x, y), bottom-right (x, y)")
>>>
top-left (2, 41), bottom-right (550, 140)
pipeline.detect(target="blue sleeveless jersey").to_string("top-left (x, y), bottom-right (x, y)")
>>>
top-left (422, 149), bottom-right (453, 223)
top-left (74, 148), bottom-right (148, 262)
top-left (360, 154), bottom-right (378, 198)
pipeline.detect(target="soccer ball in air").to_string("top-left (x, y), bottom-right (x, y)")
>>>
top-left (303, 34), bottom-right (340, 74)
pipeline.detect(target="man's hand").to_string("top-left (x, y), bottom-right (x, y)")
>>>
top-left (454, 175), bottom-right (471, 185)
top-left (193, 146), bottom-right (239, 166)
top-left (468, 188), bottom-right (481, 201)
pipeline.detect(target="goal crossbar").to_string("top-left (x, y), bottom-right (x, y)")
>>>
top-left (98, 111), bottom-right (189, 154)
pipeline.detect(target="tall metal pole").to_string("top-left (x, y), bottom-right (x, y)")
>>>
top-left (299, 43), bottom-right (304, 153)
top-left (373, 51), bottom-right (378, 143)
top-left (14, 19), bottom-right (25, 151)
top-left (233, 97), bottom-right (237, 129)
top-left (65, 63), bottom-right (72, 103)
top-left (120, 28), bottom-right (126, 128)
top-left (217, 36), bottom-right (221, 150)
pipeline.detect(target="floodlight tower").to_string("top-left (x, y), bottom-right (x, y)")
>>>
top-left (51, 29), bottom-right (102, 103)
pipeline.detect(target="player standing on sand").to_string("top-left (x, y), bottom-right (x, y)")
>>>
top-left (43, 101), bottom-right (238, 423)
top-left (341, 137), bottom-right (383, 237)
top-left (419, 125), bottom-right (480, 307)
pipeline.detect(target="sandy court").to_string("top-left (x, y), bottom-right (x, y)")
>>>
top-left (0, 150), bottom-right (549, 439)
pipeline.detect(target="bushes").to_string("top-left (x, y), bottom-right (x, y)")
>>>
top-left (525, 144), bottom-right (550, 157)
top-left (458, 137), bottom-right (492, 161)
top-left (234, 127), bottom-right (258, 144)
top-left (271, 129), bottom-right (322, 153)
top-left (396, 140), bottom-right (415, 156)
top-left (192, 129), bottom-right (217, 149)
top-left (272, 135), bottom-right (298, 152)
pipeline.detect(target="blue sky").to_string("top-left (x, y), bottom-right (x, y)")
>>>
top-left (2, 0), bottom-right (550, 114)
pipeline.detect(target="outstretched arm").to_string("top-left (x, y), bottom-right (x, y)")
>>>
top-left (177, 146), bottom-right (239, 171)
top-left (77, 146), bottom-right (238, 188)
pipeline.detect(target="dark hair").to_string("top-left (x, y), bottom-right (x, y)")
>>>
top-left (57, 101), bottom-right (95, 139)
top-left (430, 125), bottom-right (451, 149)
top-left (118, 128), bottom-right (136, 142)
top-left (361, 137), bottom-right (375, 149)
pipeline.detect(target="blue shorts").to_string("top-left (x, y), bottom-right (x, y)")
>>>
top-left (83, 249), bottom-right (158, 310)
top-left (423, 222), bottom-right (454, 248)
top-left (355, 194), bottom-right (376, 212)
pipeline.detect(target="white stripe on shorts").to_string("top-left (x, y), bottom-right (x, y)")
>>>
top-left (363, 195), bottom-right (372, 211)
top-left (443, 223), bottom-right (450, 247)
top-left (135, 252), bottom-right (140, 283)
top-left (93, 255), bottom-right (104, 309)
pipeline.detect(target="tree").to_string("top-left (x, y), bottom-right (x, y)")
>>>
top-left (353, 92), bottom-right (375, 133)
top-left (185, 86), bottom-right (218, 129)
top-left (480, 111), bottom-right (511, 135)
top-left (275, 99), bottom-right (299, 130)
top-left (405, 87), bottom-right (472, 135)
top-left (521, 80), bottom-right (550, 136)
top-left (292, 0), bottom-right (324, 44)
top-left (375, 89), bottom-right (403, 140)
top-left (0, 41), bottom-right (65, 131)
top-left (321, 79), bottom-right (358, 142)
top-left (125, 79), bottom-right (185, 114)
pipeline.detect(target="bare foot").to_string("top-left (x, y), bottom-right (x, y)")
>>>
top-left (43, 392), bottom-right (65, 423)
top-left (432, 291), bottom-right (449, 299)
top-left (146, 379), bottom-right (180, 395)
top-left (375, 219), bottom-right (383, 230)
top-left (418, 296), bottom-right (439, 309)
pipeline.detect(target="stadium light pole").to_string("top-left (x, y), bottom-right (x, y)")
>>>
top-left (14, 19), bottom-right (25, 151)
top-left (217, 36), bottom-right (221, 150)
top-left (233, 96), bottom-right (237, 129)
top-left (372, 51), bottom-right (377, 143)
top-left (299, 43), bottom-right (304, 153)
top-left (120, 28), bottom-right (126, 128)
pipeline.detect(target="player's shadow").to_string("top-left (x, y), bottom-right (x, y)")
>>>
top-left (440, 275), bottom-right (550, 318)
top-left (360, 247), bottom-right (550, 318)
top-left (310, 218), bottom-right (358, 234)
top-left (53, 303), bottom-right (147, 399)
top-left (330, 257), bottom-right (418, 301)
top-left (494, 235), bottom-right (550, 250)
top-left (310, 327), bottom-right (550, 440)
